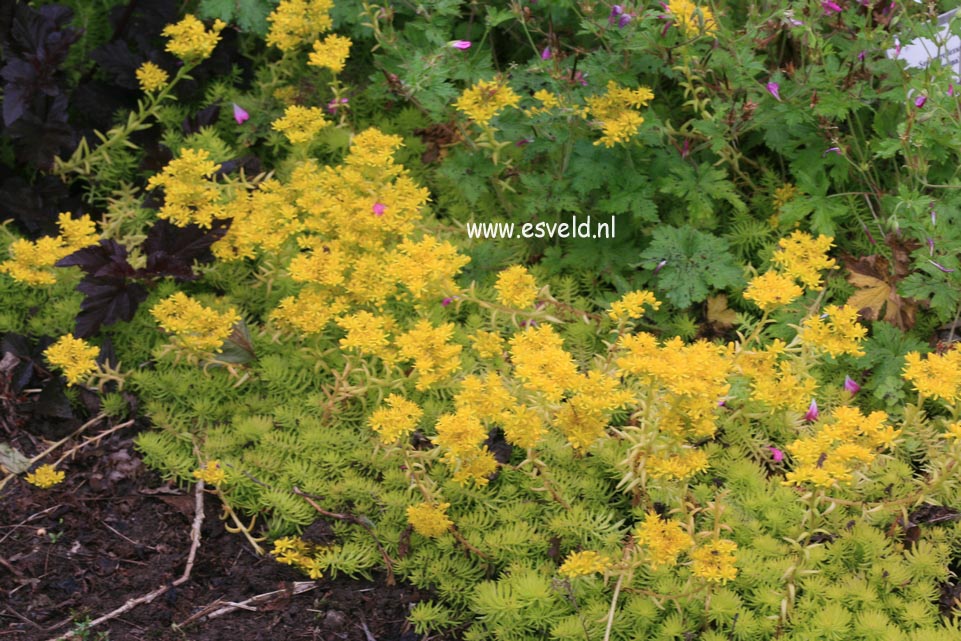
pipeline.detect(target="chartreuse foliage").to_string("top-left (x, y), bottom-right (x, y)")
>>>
top-left (4, 0), bottom-right (961, 639)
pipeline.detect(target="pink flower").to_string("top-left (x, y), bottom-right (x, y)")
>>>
top-left (609, 5), bottom-right (624, 24)
top-left (372, 202), bottom-right (386, 216)
top-left (618, 13), bottom-right (633, 27)
top-left (768, 446), bottom-right (784, 463)
top-left (843, 376), bottom-right (861, 396)
top-left (766, 82), bottom-right (781, 101)
top-left (928, 237), bottom-right (935, 255)
top-left (441, 297), bottom-right (453, 306)
top-left (822, 0), bottom-right (843, 14)
top-left (804, 399), bottom-right (819, 422)
top-left (822, 147), bottom-right (840, 157)
top-left (541, 46), bottom-right (552, 60)
top-left (449, 40), bottom-right (471, 50)
top-left (949, 84), bottom-right (956, 97)
top-left (915, 95), bottom-right (927, 108)
top-left (232, 103), bottom-right (249, 125)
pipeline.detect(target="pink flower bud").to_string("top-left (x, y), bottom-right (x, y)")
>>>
top-left (804, 399), bottom-right (819, 422)
top-left (822, 0), bottom-right (843, 14)
top-left (843, 376), bottom-right (861, 396)
top-left (232, 103), bottom-right (249, 125)
top-left (915, 95), bottom-right (927, 108)
top-left (768, 446), bottom-right (784, 463)
top-left (766, 82), bottom-right (781, 101)
top-left (372, 202), bottom-right (386, 216)
top-left (541, 46), bottom-right (552, 60)
top-left (449, 40), bottom-right (471, 50)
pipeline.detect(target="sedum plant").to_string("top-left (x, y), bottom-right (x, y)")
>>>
top-left (3, 0), bottom-right (961, 639)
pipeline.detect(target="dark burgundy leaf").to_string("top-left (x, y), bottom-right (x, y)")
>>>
top-left (182, 103), bottom-right (221, 135)
top-left (215, 155), bottom-right (263, 178)
top-left (89, 41), bottom-right (143, 91)
top-left (57, 239), bottom-right (136, 278)
top-left (6, 95), bottom-right (75, 169)
top-left (0, 174), bottom-right (73, 236)
top-left (34, 377), bottom-right (74, 419)
top-left (74, 276), bottom-right (148, 338)
top-left (142, 218), bottom-right (230, 279)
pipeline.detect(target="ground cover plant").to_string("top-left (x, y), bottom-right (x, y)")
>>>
top-left (2, 0), bottom-right (961, 639)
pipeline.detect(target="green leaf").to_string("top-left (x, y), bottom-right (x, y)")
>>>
top-left (638, 225), bottom-right (744, 309)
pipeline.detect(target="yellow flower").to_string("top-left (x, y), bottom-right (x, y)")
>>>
top-left (585, 81), bottom-right (654, 147)
top-left (162, 14), bottom-right (225, 62)
top-left (646, 448), bottom-right (710, 480)
top-left (271, 105), bottom-right (330, 144)
top-left (135, 61), bottom-right (169, 92)
top-left (509, 325), bottom-right (579, 403)
top-left (558, 551), bottom-right (610, 578)
top-left (193, 460), bottom-right (226, 485)
top-left (271, 290), bottom-right (346, 335)
top-left (151, 292), bottom-right (240, 354)
top-left (469, 330), bottom-right (504, 359)
top-left (308, 34), bottom-right (352, 73)
top-left (494, 265), bottom-right (538, 309)
top-left (146, 148), bottom-right (223, 228)
top-left (944, 421), bottom-right (961, 440)
top-left (396, 320), bottom-right (463, 390)
top-left (609, 290), bottom-right (660, 322)
top-left (406, 502), bottom-right (453, 538)
top-left (369, 394), bottom-right (423, 443)
top-left (455, 78), bottom-right (521, 126)
top-left (500, 405), bottom-right (546, 449)
top-left (57, 213), bottom-right (98, 252)
top-left (691, 539), bottom-right (738, 584)
top-left (432, 411), bottom-right (487, 457)
top-left (1, 236), bottom-right (67, 285)
top-left (799, 305), bottom-right (867, 357)
top-left (266, 0), bottom-right (334, 51)
top-left (338, 311), bottom-right (393, 356)
top-left (743, 270), bottom-right (804, 311)
top-left (390, 236), bottom-right (470, 301)
top-left (25, 464), bottom-right (65, 489)
top-left (667, 0), bottom-right (718, 37)
top-left (44, 334), bottom-right (100, 386)
top-left (634, 511), bottom-right (694, 569)
top-left (903, 349), bottom-right (961, 403)
top-left (772, 231), bottom-right (837, 289)
top-left (772, 183), bottom-right (798, 210)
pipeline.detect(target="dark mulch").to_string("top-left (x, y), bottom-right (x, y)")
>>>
top-left (0, 422), bottom-right (434, 641)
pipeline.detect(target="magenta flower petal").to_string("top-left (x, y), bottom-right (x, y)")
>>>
top-left (949, 84), bottom-right (956, 97)
top-left (449, 40), bottom-right (471, 50)
top-left (766, 82), bottom-right (781, 101)
top-left (915, 95), bottom-right (927, 108)
top-left (618, 14), bottom-right (632, 27)
top-left (541, 46), bottom-right (552, 60)
top-left (441, 297), bottom-right (453, 306)
top-left (822, 0), bottom-right (843, 14)
top-left (372, 202), bottom-right (386, 217)
top-left (609, 4), bottom-right (624, 24)
top-left (804, 399), bottom-right (819, 422)
top-left (843, 376), bottom-right (861, 396)
top-left (822, 147), bottom-right (841, 157)
top-left (768, 446), bottom-right (784, 463)
top-left (232, 103), bottom-right (249, 125)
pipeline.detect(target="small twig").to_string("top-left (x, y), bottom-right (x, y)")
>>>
top-left (175, 581), bottom-right (318, 626)
top-left (603, 572), bottom-right (624, 641)
top-left (44, 480), bottom-right (205, 641)
top-left (51, 420), bottom-right (135, 468)
top-left (0, 414), bottom-right (107, 491)
top-left (292, 486), bottom-right (397, 585)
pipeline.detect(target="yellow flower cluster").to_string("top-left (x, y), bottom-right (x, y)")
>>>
top-left (799, 305), bottom-right (867, 358)
top-left (396, 320), bottom-right (463, 390)
top-left (470, 330), bottom-right (504, 359)
top-left (272, 536), bottom-right (326, 579)
top-left (338, 311), bottom-right (395, 359)
top-left (903, 349), bottom-right (961, 403)
top-left (558, 550), bottom-right (610, 578)
top-left (744, 231), bottom-right (835, 311)
top-left (271, 105), bottom-right (330, 144)
top-left (747, 360), bottom-right (817, 414)
top-left (455, 79), bottom-right (522, 126)
top-left (772, 231), bottom-right (837, 289)
top-left (369, 394), bottom-right (423, 443)
top-left (646, 448), bottom-right (710, 480)
top-left (634, 511), bottom-right (694, 569)
top-left (743, 271), bottom-right (803, 311)
top-left (585, 81), bottom-right (655, 147)
top-left (609, 290), bottom-right (660, 322)
top-left (526, 90), bottom-right (588, 118)
top-left (406, 502), bottom-right (453, 538)
top-left (617, 335), bottom-right (730, 439)
top-left (691, 539), bottom-right (738, 584)
top-left (431, 410), bottom-right (499, 485)
top-left (500, 404), bottom-right (546, 449)
top-left (266, 0), bottom-right (333, 51)
top-left (944, 421), bottom-right (961, 440)
top-left (162, 14), bottom-right (225, 62)
top-left (509, 325), bottom-right (579, 403)
top-left (135, 61), bottom-right (169, 92)
top-left (1, 213), bottom-right (99, 285)
top-left (391, 236), bottom-right (469, 300)
top-left (667, 0), bottom-right (718, 38)
top-left (553, 372), bottom-right (634, 450)
top-left (494, 265), bottom-right (538, 309)
top-left (308, 34), bottom-right (352, 73)
top-left (212, 180), bottom-right (302, 261)
top-left (193, 460), bottom-right (226, 485)
top-left (25, 464), bottom-right (65, 489)
top-left (772, 183), bottom-right (798, 211)
top-left (151, 292), bottom-right (240, 354)
top-left (146, 148), bottom-right (223, 228)
top-left (44, 334), bottom-right (100, 386)
top-left (784, 406), bottom-right (899, 487)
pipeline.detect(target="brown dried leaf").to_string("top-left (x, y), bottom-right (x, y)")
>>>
top-left (844, 254), bottom-right (917, 330)
top-left (706, 294), bottom-right (737, 329)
